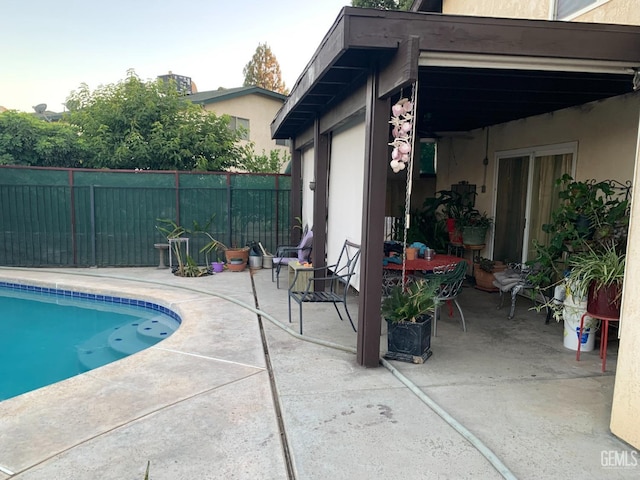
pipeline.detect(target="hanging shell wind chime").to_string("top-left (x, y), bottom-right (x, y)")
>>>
top-left (388, 97), bottom-right (414, 173)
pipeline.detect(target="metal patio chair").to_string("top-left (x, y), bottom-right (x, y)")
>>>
top-left (493, 263), bottom-right (552, 323)
top-left (421, 261), bottom-right (467, 336)
top-left (288, 240), bottom-right (361, 335)
top-left (272, 228), bottom-right (313, 288)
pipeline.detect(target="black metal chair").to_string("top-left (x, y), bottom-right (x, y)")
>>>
top-left (421, 261), bottom-right (467, 336)
top-left (288, 240), bottom-right (361, 334)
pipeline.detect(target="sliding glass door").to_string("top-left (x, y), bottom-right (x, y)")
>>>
top-left (494, 144), bottom-right (575, 263)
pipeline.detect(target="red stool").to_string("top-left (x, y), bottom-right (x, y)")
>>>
top-left (576, 311), bottom-right (620, 372)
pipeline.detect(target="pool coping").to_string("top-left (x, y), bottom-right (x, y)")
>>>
top-left (0, 267), bottom-right (285, 479)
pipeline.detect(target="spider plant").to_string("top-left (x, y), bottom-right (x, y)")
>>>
top-left (566, 242), bottom-right (625, 300)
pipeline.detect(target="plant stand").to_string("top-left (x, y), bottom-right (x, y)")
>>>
top-left (576, 311), bottom-right (619, 372)
top-left (168, 238), bottom-right (189, 269)
top-left (154, 243), bottom-right (169, 269)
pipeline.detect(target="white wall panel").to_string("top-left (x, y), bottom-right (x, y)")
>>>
top-left (327, 119), bottom-right (366, 290)
top-left (301, 146), bottom-right (315, 231)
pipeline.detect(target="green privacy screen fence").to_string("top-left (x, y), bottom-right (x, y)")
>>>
top-left (0, 166), bottom-right (292, 267)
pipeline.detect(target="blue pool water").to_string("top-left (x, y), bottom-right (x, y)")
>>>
top-left (0, 282), bottom-right (181, 401)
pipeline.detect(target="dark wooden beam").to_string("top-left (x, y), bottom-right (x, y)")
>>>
top-left (313, 119), bottom-right (329, 292)
top-left (346, 10), bottom-right (640, 63)
top-left (290, 148), bottom-right (302, 245)
top-left (378, 36), bottom-right (419, 99)
top-left (357, 65), bottom-right (389, 368)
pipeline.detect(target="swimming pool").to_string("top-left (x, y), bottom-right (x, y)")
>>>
top-left (0, 281), bottom-right (181, 401)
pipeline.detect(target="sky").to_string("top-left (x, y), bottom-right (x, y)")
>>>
top-left (0, 0), bottom-right (351, 112)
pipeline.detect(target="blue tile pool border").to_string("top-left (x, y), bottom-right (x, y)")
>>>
top-left (0, 281), bottom-right (182, 324)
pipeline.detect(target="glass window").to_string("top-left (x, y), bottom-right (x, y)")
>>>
top-left (555, 0), bottom-right (603, 19)
top-left (275, 138), bottom-right (290, 147)
top-left (228, 116), bottom-right (250, 141)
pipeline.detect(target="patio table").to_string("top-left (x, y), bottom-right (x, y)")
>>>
top-left (383, 254), bottom-right (467, 275)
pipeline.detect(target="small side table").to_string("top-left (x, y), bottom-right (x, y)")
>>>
top-left (464, 244), bottom-right (485, 278)
top-left (447, 243), bottom-right (465, 257)
top-left (288, 261), bottom-right (314, 292)
top-left (463, 244), bottom-right (485, 263)
top-left (168, 238), bottom-right (189, 269)
top-left (576, 311), bottom-right (619, 372)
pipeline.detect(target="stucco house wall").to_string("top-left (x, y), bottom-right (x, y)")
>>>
top-left (202, 94), bottom-right (289, 157)
top-left (443, 0), bottom-right (548, 19)
top-left (439, 93), bottom-right (638, 199)
top-left (443, 0), bottom-right (640, 24)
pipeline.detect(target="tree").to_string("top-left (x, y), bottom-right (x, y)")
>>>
top-left (64, 70), bottom-right (244, 171)
top-left (0, 110), bottom-right (86, 167)
top-left (238, 147), bottom-right (290, 174)
top-left (351, 0), bottom-right (413, 9)
top-left (242, 43), bottom-right (288, 95)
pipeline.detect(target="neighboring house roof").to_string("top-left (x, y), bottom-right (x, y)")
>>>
top-left (186, 86), bottom-right (287, 106)
top-left (272, 7), bottom-right (640, 139)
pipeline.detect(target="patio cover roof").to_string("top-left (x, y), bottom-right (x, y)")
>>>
top-left (272, 7), bottom-right (640, 140)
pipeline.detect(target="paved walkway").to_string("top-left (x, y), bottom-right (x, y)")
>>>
top-left (0, 267), bottom-right (636, 479)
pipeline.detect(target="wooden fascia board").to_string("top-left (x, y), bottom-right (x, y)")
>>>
top-left (273, 8), bottom-right (640, 138)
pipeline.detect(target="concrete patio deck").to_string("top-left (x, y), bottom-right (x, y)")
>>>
top-left (0, 266), bottom-right (636, 479)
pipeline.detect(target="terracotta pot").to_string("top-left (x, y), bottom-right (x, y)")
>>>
top-left (474, 268), bottom-right (498, 292)
top-left (224, 247), bottom-right (249, 272)
top-left (493, 261), bottom-right (507, 273)
top-left (405, 247), bottom-right (419, 261)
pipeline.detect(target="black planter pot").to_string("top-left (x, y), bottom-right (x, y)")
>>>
top-left (385, 314), bottom-right (433, 364)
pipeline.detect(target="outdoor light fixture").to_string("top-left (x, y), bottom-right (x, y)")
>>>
top-left (309, 181), bottom-right (316, 191)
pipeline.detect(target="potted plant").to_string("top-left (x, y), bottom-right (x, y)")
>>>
top-left (224, 245), bottom-right (250, 272)
top-left (434, 188), bottom-right (476, 245)
top-left (156, 218), bottom-right (192, 277)
top-left (473, 257), bottom-right (506, 292)
top-left (381, 279), bottom-right (441, 364)
top-left (566, 242), bottom-right (625, 318)
top-left (527, 175), bottom-right (630, 310)
top-left (157, 215), bottom-right (224, 277)
top-left (190, 216), bottom-right (227, 273)
top-left (459, 211), bottom-right (493, 246)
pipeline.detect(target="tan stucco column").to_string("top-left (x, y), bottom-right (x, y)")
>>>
top-left (610, 99), bottom-right (640, 449)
